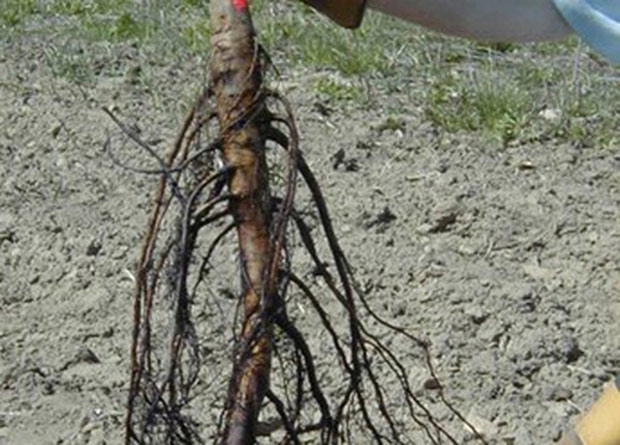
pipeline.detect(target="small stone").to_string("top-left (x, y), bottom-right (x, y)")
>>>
top-left (516, 359), bottom-right (542, 378)
top-left (111, 245), bottom-right (128, 259)
top-left (458, 244), bottom-right (476, 256)
top-left (483, 383), bottom-right (502, 400)
top-left (540, 108), bottom-right (560, 122)
top-left (80, 415), bottom-right (91, 429)
top-left (586, 231), bottom-right (599, 244)
top-left (465, 306), bottom-right (488, 325)
top-left (464, 411), bottom-right (499, 439)
top-left (544, 385), bottom-right (573, 401)
top-left (86, 239), bottom-right (102, 256)
top-left (331, 148), bottom-right (345, 169)
top-left (516, 287), bottom-right (537, 313)
top-left (423, 377), bottom-right (441, 390)
top-left (556, 336), bottom-right (582, 363)
top-left (522, 263), bottom-right (554, 281)
top-left (518, 161), bottom-right (536, 170)
top-left (61, 347), bottom-right (101, 371)
top-left (390, 301), bottom-right (407, 318)
top-left (502, 434), bottom-right (517, 444)
top-left (73, 348), bottom-right (99, 365)
top-left (365, 207), bottom-right (397, 234)
top-left (125, 65), bottom-right (142, 85)
top-left (344, 158), bottom-right (359, 171)
top-left (428, 200), bottom-right (460, 233)
top-left (436, 158), bottom-right (449, 173)
top-left (416, 223), bottom-right (433, 235)
top-left (42, 380), bottom-right (55, 395)
top-left (477, 321), bottom-right (504, 345)
top-left (313, 101), bottom-right (332, 116)
top-left (366, 207), bottom-right (397, 228)
top-left (51, 124), bottom-right (62, 138)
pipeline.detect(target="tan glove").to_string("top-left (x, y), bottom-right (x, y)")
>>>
top-left (299, 0), bottom-right (366, 28)
top-left (559, 377), bottom-right (620, 445)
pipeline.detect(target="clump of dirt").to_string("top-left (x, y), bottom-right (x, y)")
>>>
top-left (1, 29), bottom-right (619, 445)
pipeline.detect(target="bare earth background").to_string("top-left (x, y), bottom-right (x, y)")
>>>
top-left (1, 1), bottom-right (619, 444)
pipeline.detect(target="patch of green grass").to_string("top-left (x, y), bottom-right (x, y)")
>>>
top-left (298, 26), bottom-right (386, 76)
top-left (549, 82), bottom-right (620, 148)
top-left (254, 4), bottom-right (412, 76)
top-left (415, 32), bottom-right (620, 147)
top-left (43, 45), bottom-right (95, 85)
top-left (49, 0), bottom-right (91, 16)
top-left (105, 11), bottom-right (151, 40)
top-left (181, 0), bottom-right (208, 7)
top-left (515, 62), bottom-right (563, 87)
top-left (1, 0), bottom-right (39, 27)
top-left (528, 35), bottom-right (582, 57)
top-left (426, 69), bottom-right (534, 145)
top-left (184, 20), bottom-right (211, 55)
top-left (2, 0), bottom-right (131, 24)
top-left (49, 0), bottom-right (130, 16)
top-left (5, 0), bottom-right (179, 44)
top-left (313, 76), bottom-right (364, 102)
top-left (3, 0), bottom-right (618, 148)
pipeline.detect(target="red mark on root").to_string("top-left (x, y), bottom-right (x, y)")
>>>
top-left (232, 0), bottom-right (247, 10)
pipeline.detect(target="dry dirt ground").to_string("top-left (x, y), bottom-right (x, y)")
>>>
top-left (1, 14), bottom-right (620, 445)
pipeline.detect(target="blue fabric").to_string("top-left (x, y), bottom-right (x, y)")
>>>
top-left (553, 0), bottom-right (620, 63)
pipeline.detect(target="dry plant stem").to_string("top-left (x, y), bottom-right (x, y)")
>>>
top-left (209, 1), bottom-right (275, 443)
